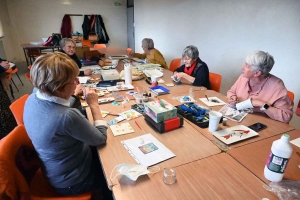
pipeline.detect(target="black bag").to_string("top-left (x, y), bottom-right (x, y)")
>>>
top-left (50, 33), bottom-right (62, 46)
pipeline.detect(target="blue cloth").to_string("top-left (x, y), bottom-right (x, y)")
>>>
top-left (23, 93), bottom-right (107, 188)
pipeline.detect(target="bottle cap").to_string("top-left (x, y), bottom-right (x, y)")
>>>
top-left (281, 134), bottom-right (290, 141)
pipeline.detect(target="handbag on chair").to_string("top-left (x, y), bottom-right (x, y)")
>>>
top-left (88, 32), bottom-right (98, 41)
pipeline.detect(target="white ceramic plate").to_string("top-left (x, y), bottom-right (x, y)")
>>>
top-left (102, 66), bottom-right (111, 70)
top-left (212, 125), bottom-right (259, 145)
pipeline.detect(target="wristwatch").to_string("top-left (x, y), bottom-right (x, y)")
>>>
top-left (260, 103), bottom-right (270, 111)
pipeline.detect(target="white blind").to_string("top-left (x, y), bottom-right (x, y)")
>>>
top-left (0, 20), bottom-right (3, 38)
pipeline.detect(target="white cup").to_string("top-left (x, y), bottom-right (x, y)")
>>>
top-left (236, 98), bottom-right (254, 110)
top-left (208, 111), bottom-right (222, 132)
top-left (151, 76), bottom-right (157, 82)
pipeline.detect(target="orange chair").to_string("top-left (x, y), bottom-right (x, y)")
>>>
top-left (0, 125), bottom-right (92, 200)
top-left (94, 44), bottom-right (106, 48)
top-left (25, 72), bottom-right (32, 83)
top-left (126, 48), bottom-right (132, 53)
top-left (209, 72), bottom-right (222, 92)
top-left (9, 94), bottom-right (30, 125)
top-left (287, 90), bottom-right (294, 102)
top-left (169, 58), bottom-right (181, 72)
top-left (81, 40), bottom-right (92, 48)
top-left (6, 67), bottom-right (24, 91)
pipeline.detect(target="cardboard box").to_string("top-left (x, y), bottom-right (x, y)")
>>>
top-left (144, 99), bottom-right (177, 123)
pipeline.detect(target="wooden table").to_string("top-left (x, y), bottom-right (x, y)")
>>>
top-left (20, 43), bottom-right (59, 66)
top-left (228, 129), bottom-right (300, 184)
top-left (91, 46), bottom-right (127, 57)
top-left (87, 99), bottom-right (220, 187)
top-left (112, 153), bottom-right (277, 200)
top-left (181, 90), bottom-right (295, 150)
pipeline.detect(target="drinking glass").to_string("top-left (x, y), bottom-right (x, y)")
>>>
top-left (163, 168), bottom-right (176, 185)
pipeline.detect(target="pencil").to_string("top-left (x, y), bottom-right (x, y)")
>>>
top-left (205, 95), bottom-right (210, 101)
top-left (135, 121), bottom-right (142, 130)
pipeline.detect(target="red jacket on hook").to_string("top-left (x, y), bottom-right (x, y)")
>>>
top-left (60, 14), bottom-right (72, 38)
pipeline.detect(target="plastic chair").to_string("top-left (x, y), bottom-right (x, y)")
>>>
top-left (94, 44), bottom-right (106, 48)
top-left (169, 58), bottom-right (181, 72)
top-left (81, 40), bottom-right (92, 48)
top-left (0, 125), bottom-right (92, 200)
top-left (126, 48), bottom-right (132, 53)
top-left (287, 90), bottom-right (294, 102)
top-left (9, 94), bottom-right (30, 125)
top-left (209, 72), bottom-right (222, 92)
top-left (25, 72), bottom-right (32, 83)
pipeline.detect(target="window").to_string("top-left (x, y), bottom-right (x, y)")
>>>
top-left (0, 20), bottom-right (3, 38)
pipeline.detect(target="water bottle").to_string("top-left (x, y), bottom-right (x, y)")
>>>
top-left (264, 134), bottom-right (293, 182)
top-left (124, 63), bottom-right (132, 85)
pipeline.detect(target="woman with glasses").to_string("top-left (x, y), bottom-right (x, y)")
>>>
top-left (227, 51), bottom-right (293, 123)
top-left (24, 53), bottom-right (112, 199)
top-left (173, 45), bottom-right (210, 88)
top-left (59, 38), bottom-right (92, 76)
top-left (128, 38), bottom-right (168, 69)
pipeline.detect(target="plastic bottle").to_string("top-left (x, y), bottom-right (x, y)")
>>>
top-left (124, 63), bottom-right (132, 85)
top-left (189, 88), bottom-right (194, 99)
top-left (264, 134), bottom-right (293, 182)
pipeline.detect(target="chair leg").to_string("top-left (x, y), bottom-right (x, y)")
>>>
top-left (11, 78), bottom-right (19, 92)
top-left (15, 72), bottom-right (24, 86)
top-left (9, 84), bottom-right (15, 99)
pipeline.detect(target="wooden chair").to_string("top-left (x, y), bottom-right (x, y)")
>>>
top-left (9, 94), bottom-right (30, 125)
top-left (209, 72), bottom-right (222, 92)
top-left (0, 125), bottom-right (92, 200)
top-left (94, 44), bottom-right (106, 48)
top-left (169, 58), bottom-right (181, 72)
top-left (287, 90), bottom-right (294, 102)
top-left (81, 40), bottom-right (92, 48)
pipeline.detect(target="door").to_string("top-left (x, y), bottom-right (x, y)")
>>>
top-left (127, 7), bottom-right (135, 51)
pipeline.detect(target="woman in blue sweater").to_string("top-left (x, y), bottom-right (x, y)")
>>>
top-left (23, 52), bottom-right (112, 198)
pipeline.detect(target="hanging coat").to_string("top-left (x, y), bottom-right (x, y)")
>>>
top-left (60, 14), bottom-right (72, 38)
top-left (82, 15), bottom-right (110, 44)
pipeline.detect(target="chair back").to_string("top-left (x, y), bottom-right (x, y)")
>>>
top-left (94, 44), bottom-right (106, 48)
top-left (9, 94), bottom-right (30, 125)
top-left (126, 48), bottom-right (132, 53)
top-left (169, 58), bottom-right (181, 72)
top-left (287, 90), bottom-right (294, 102)
top-left (209, 72), bottom-right (222, 92)
top-left (0, 125), bottom-right (34, 199)
top-left (81, 40), bottom-right (92, 48)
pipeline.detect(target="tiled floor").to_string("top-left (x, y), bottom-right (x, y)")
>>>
top-left (8, 62), bottom-right (34, 102)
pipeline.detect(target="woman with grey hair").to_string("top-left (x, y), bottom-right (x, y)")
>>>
top-left (173, 45), bottom-right (210, 88)
top-left (227, 51), bottom-right (293, 123)
top-left (129, 38), bottom-right (168, 69)
top-left (59, 38), bottom-right (92, 76)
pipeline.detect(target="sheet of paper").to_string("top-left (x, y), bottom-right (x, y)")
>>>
top-left (9, 62), bottom-right (15, 68)
top-left (219, 104), bottom-right (248, 122)
top-left (101, 111), bottom-right (109, 118)
top-left (121, 133), bottom-right (176, 167)
top-left (165, 83), bottom-right (175, 87)
top-left (110, 122), bottom-right (134, 136)
top-left (119, 109), bottom-right (142, 120)
top-left (290, 137), bottom-right (300, 148)
top-left (199, 97), bottom-right (226, 106)
top-left (78, 76), bottom-right (90, 84)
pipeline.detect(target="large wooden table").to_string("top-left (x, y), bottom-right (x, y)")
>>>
top-left (84, 47), bottom-right (296, 199)
top-left (228, 129), bottom-right (300, 184)
top-left (112, 153), bottom-right (278, 200)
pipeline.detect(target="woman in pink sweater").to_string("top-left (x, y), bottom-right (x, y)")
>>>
top-left (227, 51), bottom-right (293, 123)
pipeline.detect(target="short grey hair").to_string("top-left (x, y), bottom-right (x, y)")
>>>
top-left (59, 38), bottom-right (76, 49)
top-left (182, 45), bottom-right (199, 61)
top-left (246, 51), bottom-right (275, 77)
top-left (142, 38), bottom-right (154, 50)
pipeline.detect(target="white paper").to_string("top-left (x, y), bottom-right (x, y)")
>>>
top-left (199, 97), bottom-right (226, 106)
top-left (9, 62), bottom-right (15, 68)
top-left (110, 122), bottom-right (135, 136)
top-left (290, 137), bottom-right (300, 148)
top-left (219, 104), bottom-right (248, 122)
top-left (121, 133), bottom-right (176, 167)
top-left (144, 69), bottom-right (163, 78)
top-left (78, 77), bottom-right (90, 84)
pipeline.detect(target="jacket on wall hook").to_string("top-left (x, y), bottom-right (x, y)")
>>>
top-left (82, 15), bottom-right (110, 44)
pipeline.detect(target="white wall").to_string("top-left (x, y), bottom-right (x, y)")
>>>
top-left (2, 0), bottom-right (127, 62)
top-left (135, 0), bottom-right (300, 128)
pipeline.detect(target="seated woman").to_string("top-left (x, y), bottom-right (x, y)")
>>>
top-left (129, 38), bottom-right (168, 69)
top-left (23, 52), bottom-right (112, 198)
top-left (227, 51), bottom-right (293, 123)
top-left (173, 45), bottom-right (210, 88)
top-left (59, 38), bottom-right (92, 76)
top-left (0, 58), bottom-right (17, 139)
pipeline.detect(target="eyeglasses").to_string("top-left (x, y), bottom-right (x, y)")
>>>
top-left (66, 46), bottom-right (76, 49)
top-left (182, 57), bottom-right (192, 61)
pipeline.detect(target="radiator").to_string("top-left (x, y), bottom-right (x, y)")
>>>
top-left (0, 40), bottom-right (6, 59)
